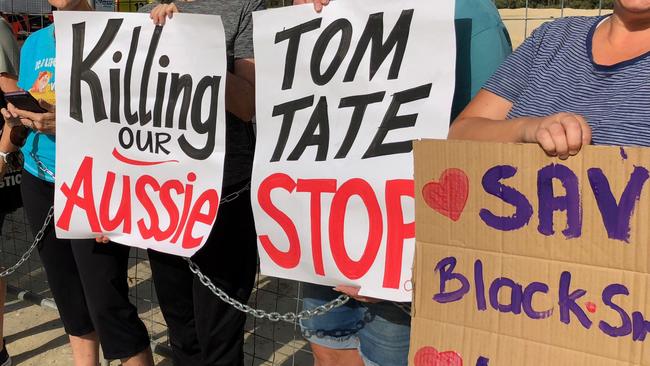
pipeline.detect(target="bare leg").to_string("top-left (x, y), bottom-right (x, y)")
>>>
top-left (121, 348), bottom-right (154, 366)
top-left (311, 343), bottom-right (364, 366)
top-left (69, 332), bottom-right (100, 366)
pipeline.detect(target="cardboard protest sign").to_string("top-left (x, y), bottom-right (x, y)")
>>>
top-left (252, 0), bottom-right (456, 301)
top-left (54, 12), bottom-right (227, 257)
top-left (410, 139), bottom-right (650, 366)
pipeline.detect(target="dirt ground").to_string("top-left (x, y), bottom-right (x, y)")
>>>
top-left (3, 298), bottom-right (74, 365)
top-left (2, 266), bottom-right (171, 366)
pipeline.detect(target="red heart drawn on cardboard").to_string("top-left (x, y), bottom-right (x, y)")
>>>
top-left (414, 346), bottom-right (463, 366)
top-left (422, 168), bottom-right (469, 221)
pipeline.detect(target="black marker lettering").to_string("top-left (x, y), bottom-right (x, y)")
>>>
top-left (70, 19), bottom-right (123, 123)
top-left (363, 83), bottom-right (431, 159)
top-left (178, 76), bottom-right (220, 160)
top-left (275, 18), bottom-right (322, 90)
top-left (165, 73), bottom-right (193, 129)
top-left (139, 25), bottom-right (164, 126)
top-left (288, 96), bottom-right (329, 161)
top-left (344, 10), bottom-right (414, 82)
top-left (335, 91), bottom-right (385, 159)
top-left (310, 19), bottom-right (352, 86)
top-left (270, 95), bottom-right (315, 162)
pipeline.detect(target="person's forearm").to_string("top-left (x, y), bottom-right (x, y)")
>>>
top-left (226, 71), bottom-right (255, 121)
top-left (0, 125), bottom-right (18, 153)
top-left (448, 116), bottom-right (538, 143)
top-left (0, 75), bottom-right (19, 94)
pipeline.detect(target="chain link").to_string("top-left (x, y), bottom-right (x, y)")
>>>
top-left (1, 206), bottom-right (54, 278)
top-left (30, 151), bottom-right (55, 180)
top-left (220, 182), bottom-right (251, 204)
top-left (186, 258), bottom-right (349, 323)
top-left (0, 152), bottom-right (56, 278)
top-left (14, 155), bottom-right (346, 321)
top-left (189, 182), bottom-right (350, 322)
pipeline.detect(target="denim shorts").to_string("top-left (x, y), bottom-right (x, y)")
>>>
top-left (300, 284), bottom-right (411, 366)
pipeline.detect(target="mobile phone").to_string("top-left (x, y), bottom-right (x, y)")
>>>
top-left (0, 90), bottom-right (6, 111)
top-left (4, 90), bottom-right (48, 113)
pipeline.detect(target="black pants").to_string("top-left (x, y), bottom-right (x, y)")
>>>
top-left (21, 172), bottom-right (150, 360)
top-left (148, 180), bottom-right (258, 366)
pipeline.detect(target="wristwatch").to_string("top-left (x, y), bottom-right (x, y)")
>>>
top-left (0, 150), bottom-right (23, 170)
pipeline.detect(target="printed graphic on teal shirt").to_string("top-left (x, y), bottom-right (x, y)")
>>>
top-left (18, 25), bottom-right (56, 183)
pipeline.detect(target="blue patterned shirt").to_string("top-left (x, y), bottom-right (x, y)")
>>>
top-left (484, 16), bottom-right (650, 147)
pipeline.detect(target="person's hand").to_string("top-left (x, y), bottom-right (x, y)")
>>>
top-left (293, 0), bottom-right (330, 13)
top-left (150, 3), bottom-right (179, 25)
top-left (7, 101), bottom-right (56, 135)
top-left (334, 285), bottom-right (381, 303)
top-left (2, 108), bottom-right (21, 128)
top-left (95, 235), bottom-right (110, 244)
top-left (522, 112), bottom-right (591, 160)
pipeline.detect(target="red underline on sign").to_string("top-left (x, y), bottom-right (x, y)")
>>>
top-left (112, 148), bottom-right (179, 166)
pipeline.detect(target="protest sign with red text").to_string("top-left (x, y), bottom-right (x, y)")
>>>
top-left (54, 12), bottom-right (227, 257)
top-left (252, 0), bottom-right (456, 301)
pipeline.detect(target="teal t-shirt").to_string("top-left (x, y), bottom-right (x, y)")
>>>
top-left (452, 0), bottom-right (512, 120)
top-left (18, 25), bottom-right (56, 182)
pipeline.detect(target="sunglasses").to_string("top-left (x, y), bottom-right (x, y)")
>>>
top-left (9, 125), bottom-right (30, 148)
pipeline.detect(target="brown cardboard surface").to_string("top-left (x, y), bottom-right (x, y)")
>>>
top-left (410, 140), bottom-right (650, 366)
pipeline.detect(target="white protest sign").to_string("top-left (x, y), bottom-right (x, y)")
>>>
top-left (252, 0), bottom-right (456, 301)
top-left (54, 12), bottom-right (227, 257)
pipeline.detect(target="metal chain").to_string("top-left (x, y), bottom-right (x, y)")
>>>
top-left (0, 152), bottom-right (56, 278)
top-left (186, 258), bottom-right (349, 323)
top-left (220, 182), bottom-right (251, 204)
top-left (17, 155), bottom-right (348, 322)
top-left (31, 151), bottom-right (55, 180)
top-left (0, 205), bottom-right (54, 278)
top-left (188, 182), bottom-right (351, 322)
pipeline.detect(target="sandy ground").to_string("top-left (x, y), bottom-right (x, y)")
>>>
top-left (3, 298), bottom-right (74, 365)
top-left (2, 258), bottom-right (172, 366)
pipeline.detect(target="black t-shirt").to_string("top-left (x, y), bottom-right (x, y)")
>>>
top-left (140, 0), bottom-right (265, 188)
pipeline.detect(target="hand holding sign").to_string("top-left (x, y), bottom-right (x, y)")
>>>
top-left (150, 3), bottom-right (178, 25)
top-left (293, 0), bottom-right (331, 13)
top-left (334, 285), bottom-right (381, 303)
top-left (523, 112), bottom-right (591, 160)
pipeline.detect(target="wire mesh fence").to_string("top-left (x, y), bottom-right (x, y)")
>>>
top-left (0, 208), bottom-right (313, 366)
top-left (0, 0), bottom-right (608, 365)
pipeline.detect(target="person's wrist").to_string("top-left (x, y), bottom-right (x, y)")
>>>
top-left (519, 117), bottom-right (540, 143)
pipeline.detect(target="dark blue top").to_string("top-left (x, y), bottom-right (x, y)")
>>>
top-left (484, 16), bottom-right (650, 147)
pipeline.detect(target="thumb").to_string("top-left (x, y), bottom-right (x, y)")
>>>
top-left (39, 99), bottom-right (55, 112)
top-left (575, 114), bottom-right (592, 145)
